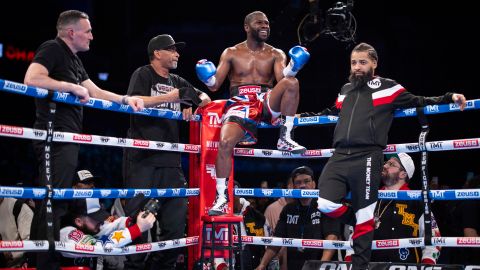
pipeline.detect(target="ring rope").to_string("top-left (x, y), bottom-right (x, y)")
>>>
top-left (1, 79), bottom-right (479, 127)
top-left (0, 236), bottom-right (199, 254)
top-left (0, 186), bottom-right (200, 199)
top-left (1, 124), bottom-right (479, 159)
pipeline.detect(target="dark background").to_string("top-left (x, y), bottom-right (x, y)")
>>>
top-left (0, 0), bottom-right (478, 189)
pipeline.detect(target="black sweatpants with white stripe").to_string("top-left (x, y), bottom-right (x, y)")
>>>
top-left (317, 150), bottom-right (383, 270)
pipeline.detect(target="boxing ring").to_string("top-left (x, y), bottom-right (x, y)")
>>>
top-left (1, 78), bottom-right (480, 270)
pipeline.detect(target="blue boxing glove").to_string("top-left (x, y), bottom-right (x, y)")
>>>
top-left (196, 59), bottom-right (217, 87)
top-left (283, 46), bottom-right (310, 77)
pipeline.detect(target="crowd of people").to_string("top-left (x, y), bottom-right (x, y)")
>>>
top-left (0, 7), bottom-right (476, 270)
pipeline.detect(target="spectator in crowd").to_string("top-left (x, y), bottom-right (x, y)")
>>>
top-left (345, 153), bottom-right (440, 264)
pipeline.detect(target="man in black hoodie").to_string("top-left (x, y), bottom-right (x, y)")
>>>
top-left (315, 42), bottom-right (466, 270)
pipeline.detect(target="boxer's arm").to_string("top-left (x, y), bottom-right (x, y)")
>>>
top-left (273, 49), bottom-right (288, 82)
top-left (211, 48), bottom-right (233, 91)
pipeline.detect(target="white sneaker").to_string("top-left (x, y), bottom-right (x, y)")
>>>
top-left (208, 195), bottom-right (229, 216)
top-left (277, 126), bottom-right (306, 154)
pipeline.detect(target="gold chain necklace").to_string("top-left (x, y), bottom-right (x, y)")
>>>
top-left (374, 200), bottom-right (393, 229)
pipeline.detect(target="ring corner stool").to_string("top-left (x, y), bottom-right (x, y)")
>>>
top-left (201, 214), bottom-right (244, 270)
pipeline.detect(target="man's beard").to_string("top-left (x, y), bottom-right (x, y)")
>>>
top-left (349, 69), bottom-right (374, 87)
top-left (79, 223), bottom-right (99, 235)
top-left (381, 170), bottom-right (399, 187)
top-left (252, 30), bottom-right (269, 42)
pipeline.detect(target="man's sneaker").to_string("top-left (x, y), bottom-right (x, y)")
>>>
top-left (277, 126), bottom-right (306, 154)
top-left (208, 195), bottom-right (229, 216)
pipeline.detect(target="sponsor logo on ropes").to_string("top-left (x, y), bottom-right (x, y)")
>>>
top-left (134, 189), bottom-right (151, 197)
top-left (75, 244), bottom-right (95, 252)
top-left (380, 190), bottom-right (397, 199)
top-left (33, 130), bottom-right (45, 137)
top-left (56, 242), bottom-right (66, 249)
top-left (282, 189), bottom-right (293, 197)
top-left (327, 115), bottom-right (338, 122)
top-left (185, 189), bottom-right (199, 196)
top-left (260, 237), bottom-right (273, 244)
top-left (262, 150), bottom-right (273, 156)
top-left (186, 237), bottom-right (199, 245)
top-left (281, 151), bottom-right (292, 156)
top-left (4, 80), bottom-right (27, 93)
top-left (73, 189), bottom-right (93, 198)
top-left (172, 239), bottom-right (180, 246)
top-left (457, 237), bottom-right (480, 245)
top-left (262, 189), bottom-right (274, 197)
top-left (157, 110), bottom-right (168, 117)
top-left (170, 143), bottom-right (178, 150)
top-left (206, 164), bottom-right (216, 179)
top-left (172, 189), bottom-right (181, 196)
top-left (450, 100), bottom-right (474, 110)
top-left (301, 190), bottom-right (319, 197)
top-left (238, 85), bottom-right (261, 95)
top-left (455, 190), bottom-right (480, 198)
top-left (184, 144), bottom-right (200, 152)
top-left (240, 236), bottom-right (254, 243)
top-left (376, 239), bottom-right (399, 248)
top-left (332, 241), bottom-right (345, 248)
top-left (157, 242), bottom-right (166, 248)
top-left (73, 134), bottom-right (92, 142)
top-left (409, 239), bottom-right (422, 245)
top-left (298, 116), bottom-right (319, 124)
top-left (157, 189), bottom-right (167, 196)
top-left (302, 150), bottom-right (322, 157)
top-left (383, 144), bottom-right (396, 153)
top-left (136, 108), bottom-right (153, 115)
top-left (405, 143), bottom-right (419, 152)
top-left (430, 190), bottom-right (446, 199)
top-left (136, 243), bottom-right (152, 251)
top-left (207, 112), bottom-right (222, 128)
top-left (0, 125), bottom-right (23, 135)
top-left (406, 191), bottom-right (421, 199)
top-left (453, 139), bottom-right (479, 148)
top-left (56, 92), bottom-right (69, 101)
top-left (0, 241), bottom-right (24, 248)
top-left (36, 88), bottom-right (48, 96)
top-left (387, 266), bottom-right (442, 270)
top-left (33, 241), bottom-right (45, 247)
top-left (156, 142), bottom-right (165, 148)
top-left (402, 108), bottom-right (416, 116)
top-left (302, 239), bottom-right (323, 247)
top-left (206, 140), bottom-right (219, 149)
top-left (234, 148), bottom-right (254, 155)
top-left (133, 139), bottom-right (149, 147)
top-left (119, 104), bottom-right (130, 111)
top-left (282, 238), bottom-right (294, 246)
top-left (117, 138), bottom-right (127, 145)
top-left (429, 142), bottom-right (443, 150)
top-left (0, 187), bottom-right (23, 196)
top-left (433, 237), bottom-right (446, 245)
top-left (235, 189), bottom-right (254, 196)
top-left (117, 189), bottom-right (128, 197)
top-left (426, 105), bottom-right (439, 113)
top-left (100, 137), bottom-right (110, 143)
top-left (100, 190), bottom-right (112, 197)
top-left (33, 189), bottom-right (45, 198)
top-left (101, 100), bottom-right (113, 109)
top-left (54, 132), bottom-right (64, 140)
top-left (55, 189), bottom-right (66, 198)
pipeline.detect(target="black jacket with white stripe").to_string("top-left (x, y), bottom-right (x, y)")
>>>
top-left (332, 76), bottom-right (453, 154)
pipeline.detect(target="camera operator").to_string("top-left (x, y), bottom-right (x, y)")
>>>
top-left (59, 197), bottom-right (155, 268)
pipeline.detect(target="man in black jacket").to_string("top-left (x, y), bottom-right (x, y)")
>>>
top-left (315, 42), bottom-right (466, 270)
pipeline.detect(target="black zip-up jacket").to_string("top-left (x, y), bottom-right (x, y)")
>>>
top-left (332, 76), bottom-right (453, 154)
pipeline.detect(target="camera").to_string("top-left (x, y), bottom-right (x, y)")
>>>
top-left (142, 198), bottom-right (160, 218)
top-left (326, 2), bottom-right (349, 33)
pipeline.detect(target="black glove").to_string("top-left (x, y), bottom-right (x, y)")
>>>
top-left (179, 87), bottom-right (202, 106)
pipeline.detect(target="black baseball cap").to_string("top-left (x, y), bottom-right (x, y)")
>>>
top-left (147, 34), bottom-right (186, 55)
